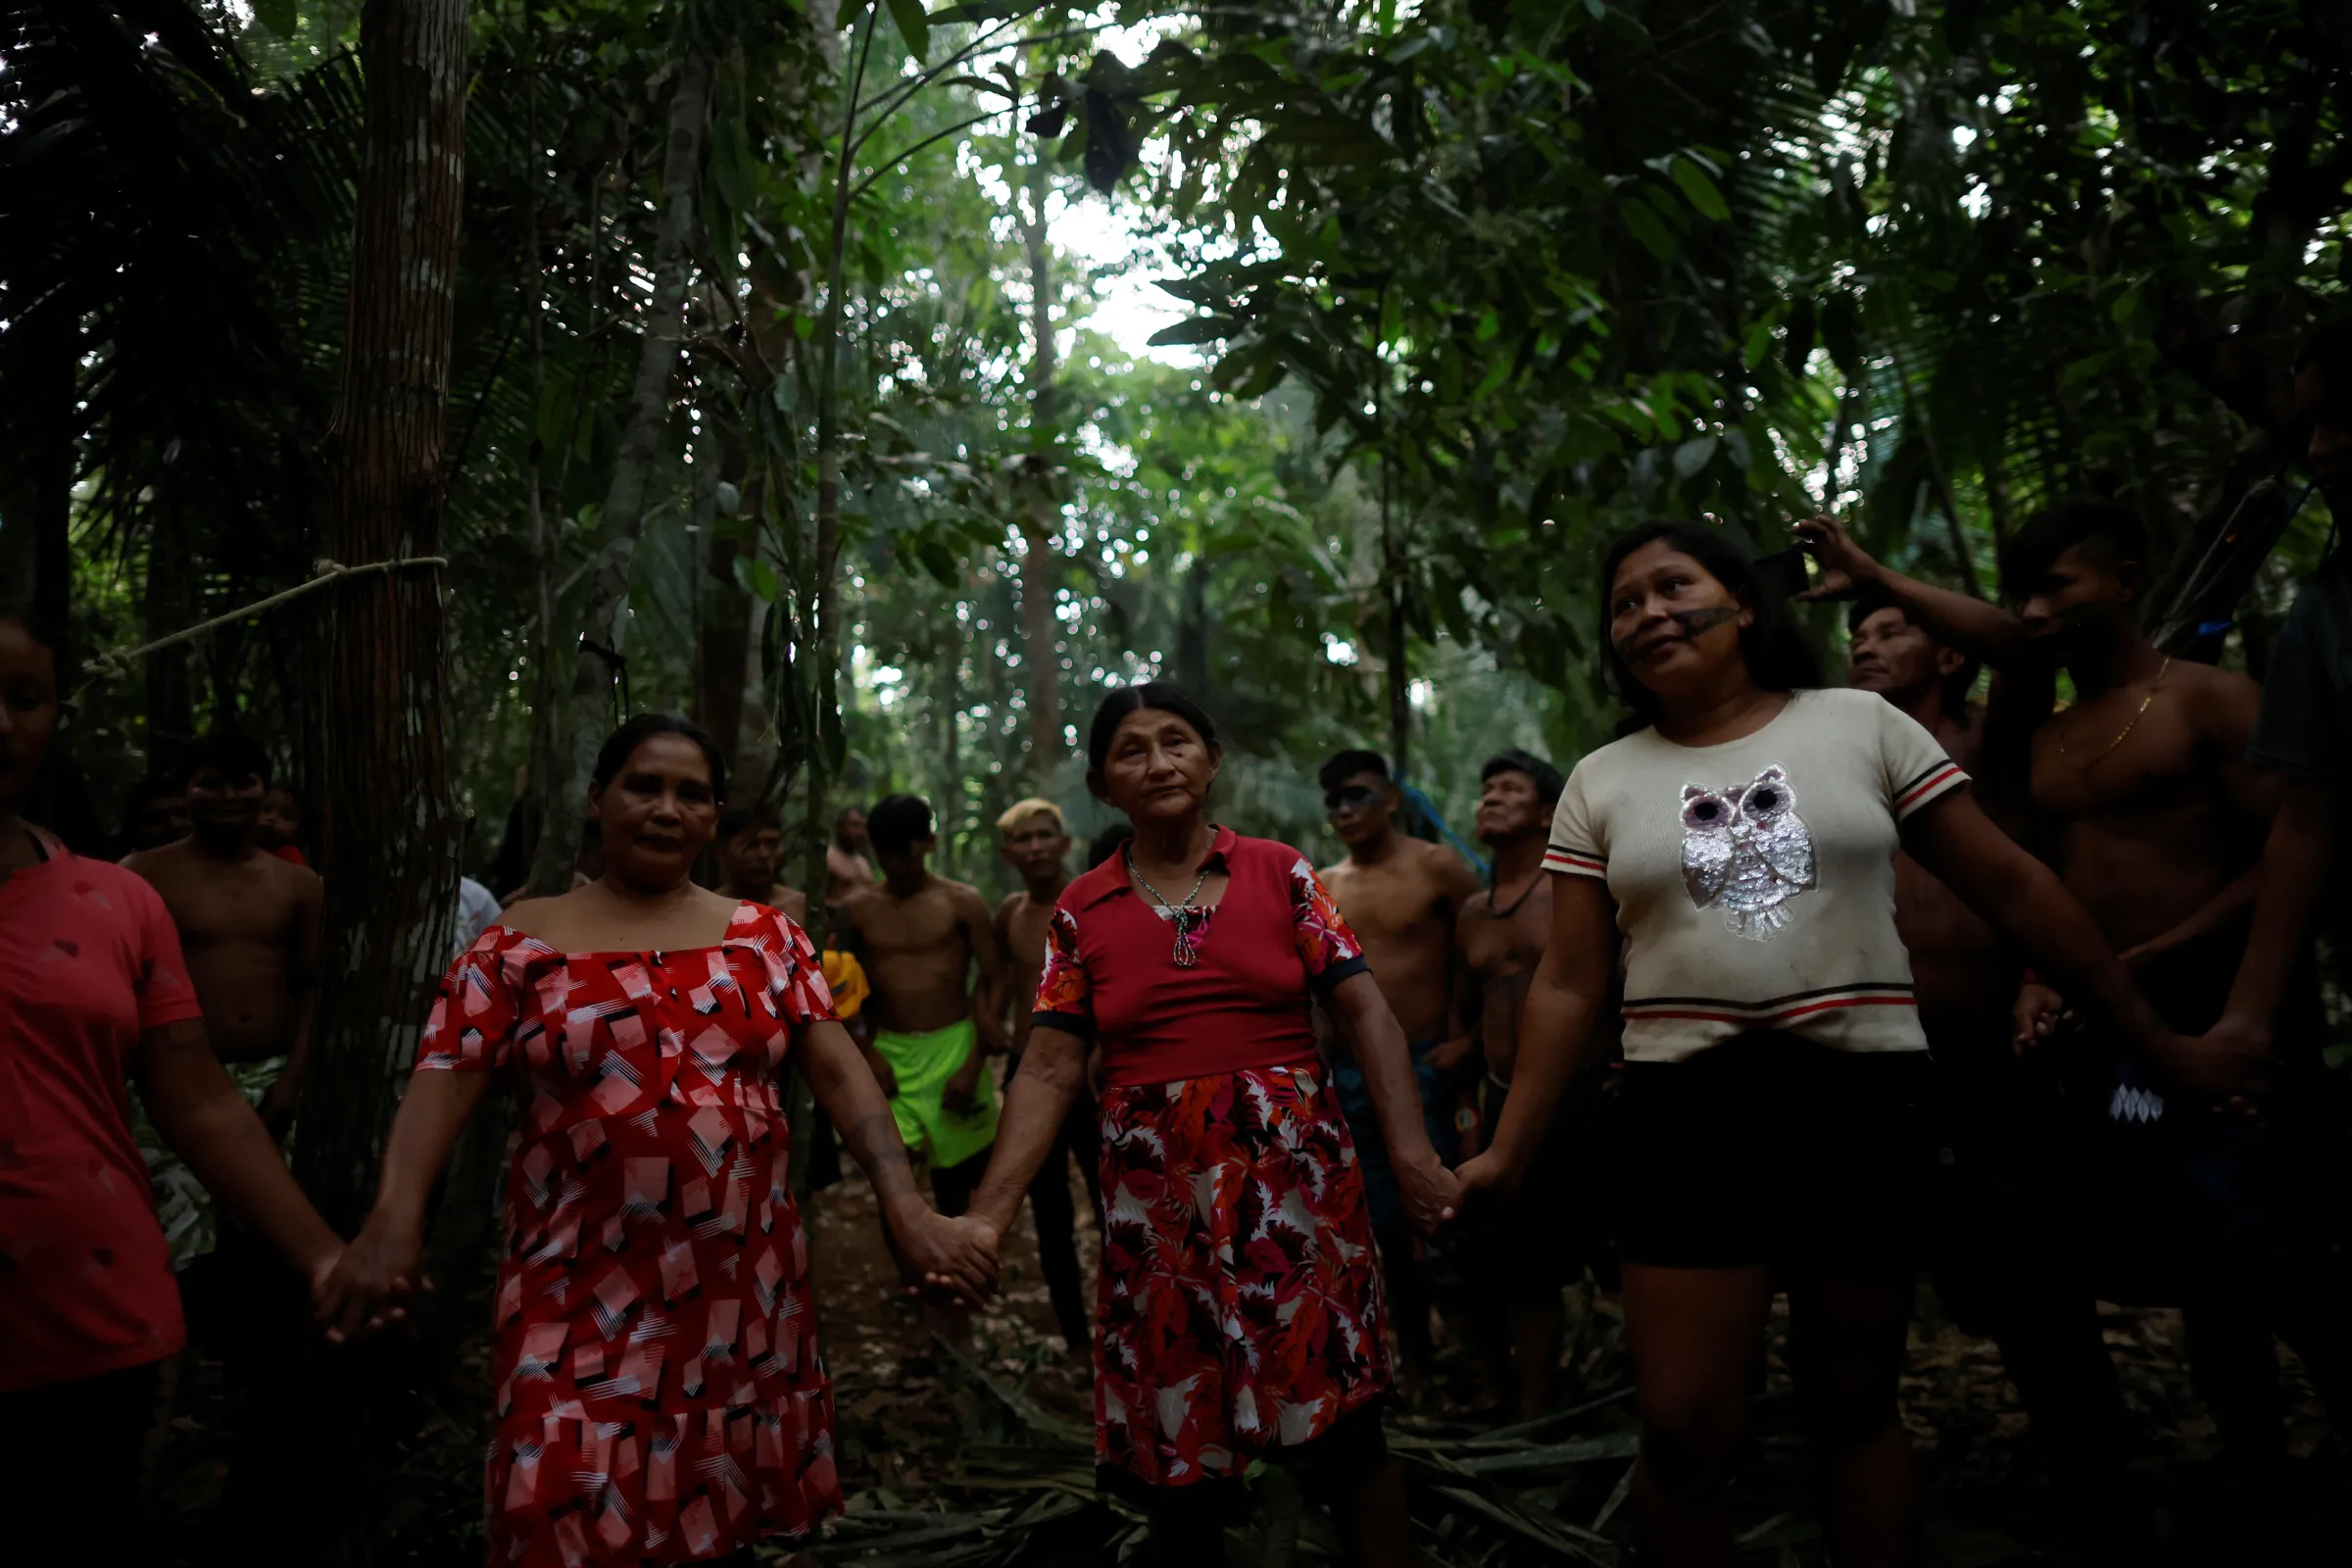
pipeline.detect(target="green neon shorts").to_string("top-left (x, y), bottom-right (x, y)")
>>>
top-left (872, 1016), bottom-right (999, 1170)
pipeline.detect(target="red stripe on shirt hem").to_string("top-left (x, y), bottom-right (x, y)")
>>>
top-left (1624, 995), bottom-right (1920, 1025)
top-left (1894, 764), bottom-right (1964, 810)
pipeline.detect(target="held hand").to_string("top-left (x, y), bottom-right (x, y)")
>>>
top-left (1396, 1147), bottom-right (1464, 1235)
top-left (1451, 1148), bottom-right (1522, 1205)
top-left (317, 1214), bottom-right (430, 1344)
top-left (2010, 981), bottom-right (2074, 1056)
top-left (1791, 515), bottom-right (1878, 602)
top-left (2153, 1020), bottom-right (2275, 1102)
top-left (892, 1207), bottom-right (998, 1304)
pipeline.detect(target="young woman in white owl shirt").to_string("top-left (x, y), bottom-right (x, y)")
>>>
top-left (1454, 519), bottom-right (2214, 1568)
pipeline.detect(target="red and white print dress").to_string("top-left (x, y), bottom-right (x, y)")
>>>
top-left (1031, 826), bottom-right (1392, 1489)
top-left (415, 902), bottom-right (842, 1565)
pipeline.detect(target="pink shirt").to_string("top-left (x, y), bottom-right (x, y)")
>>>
top-left (0, 832), bottom-right (204, 1391)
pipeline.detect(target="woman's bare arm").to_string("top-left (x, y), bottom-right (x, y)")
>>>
top-left (968, 1024), bottom-right (1090, 1239)
top-left (1325, 970), bottom-right (1462, 1232)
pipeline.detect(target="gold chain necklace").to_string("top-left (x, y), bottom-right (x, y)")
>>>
top-left (2057, 657), bottom-right (2171, 769)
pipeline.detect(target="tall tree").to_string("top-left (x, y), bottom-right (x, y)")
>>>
top-left (1017, 149), bottom-right (1062, 783)
top-left (294, 0), bottom-right (469, 1230)
top-left (526, 39), bottom-right (715, 895)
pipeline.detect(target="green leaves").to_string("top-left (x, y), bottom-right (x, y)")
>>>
top-left (884, 0), bottom-right (929, 64)
top-left (252, 0), bottom-right (297, 37)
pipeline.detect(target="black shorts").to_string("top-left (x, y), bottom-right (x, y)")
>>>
top-left (1612, 1033), bottom-right (1934, 1281)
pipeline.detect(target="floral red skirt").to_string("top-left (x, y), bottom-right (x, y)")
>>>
top-left (1095, 1063), bottom-right (1391, 1487)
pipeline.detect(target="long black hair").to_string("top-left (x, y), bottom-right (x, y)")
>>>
top-left (1084, 681), bottom-right (1220, 773)
top-left (1599, 519), bottom-right (1820, 731)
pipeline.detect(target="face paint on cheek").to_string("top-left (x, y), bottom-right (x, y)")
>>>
top-left (1671, 606), bottom-right (1742, 635)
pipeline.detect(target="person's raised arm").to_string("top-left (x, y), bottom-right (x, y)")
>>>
top-left (797, 1016), bottom-right (994, 1300)
top-left (1900, 788), bottom-right (2260, 1095)
top-left (968, 1023), bottom-right (1091, 1241)
top-left (1454, 872), bottom-right (1617, 1196)
top-left (133, 1017), bottom-right (348, 1320)
top-left (2212, 774), bottom-right (2333, 1052)
top-left (1795, 515), bottom-right (2034, 667)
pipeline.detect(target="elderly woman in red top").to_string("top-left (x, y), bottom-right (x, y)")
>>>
top-left (331, 713), bottom-right (992, 1568)
top-left (967, 683), bottom-right (1455, 1567)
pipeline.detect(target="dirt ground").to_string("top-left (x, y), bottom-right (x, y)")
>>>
top-left (135, 1155), bottom-right (2340, 1565)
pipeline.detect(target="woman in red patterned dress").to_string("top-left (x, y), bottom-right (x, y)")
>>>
top-left (330, 715), bottom-right (992, 1567)
top-left (966, 683), bottom-right (1457, 1567)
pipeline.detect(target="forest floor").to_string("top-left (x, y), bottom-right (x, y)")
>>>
top-left (136, 1161), bottom-right (2342, 1566)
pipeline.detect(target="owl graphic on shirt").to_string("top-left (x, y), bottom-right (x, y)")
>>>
top-left (1679, 764), bottom-right (1816, 940)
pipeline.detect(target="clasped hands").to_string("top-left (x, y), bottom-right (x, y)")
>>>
top-left (2012, 978), bottom-right (2273, 1102)
top-left (891, 1200), bottom-right (1003, 1307)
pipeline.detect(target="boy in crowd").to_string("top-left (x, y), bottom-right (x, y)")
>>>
top-left (123, 733), bottom-right (323, 1265)
top-left (1316, 748), bottom-right (1484, 1400)
top-left (836, 794), bottom-right (1007, 1215)
top-left (992, 798), bottom-right (1102, 1354)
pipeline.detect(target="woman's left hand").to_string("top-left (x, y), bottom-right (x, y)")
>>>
top-left (1395, 1148), bottom-right (1464, 1235)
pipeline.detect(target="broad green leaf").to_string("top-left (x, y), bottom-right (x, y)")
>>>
top-left (884, 0), bottom-right (930, 63)
top-left (253, 0), bottom-right (296, 36)
top-left (1669, 155), bottom-right (1731, 220)
top-left (1617, 197), bottom-right (1677, 262)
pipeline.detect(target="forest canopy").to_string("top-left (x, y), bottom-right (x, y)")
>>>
top-left (3, 0), bottom-right (2345, 869)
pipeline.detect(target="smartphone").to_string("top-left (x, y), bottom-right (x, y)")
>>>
top-left (1754, 546), bottom-right (1811, 600)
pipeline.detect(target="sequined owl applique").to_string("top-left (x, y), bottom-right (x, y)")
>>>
top-left (1679, 765), bottom-right (1816, 941)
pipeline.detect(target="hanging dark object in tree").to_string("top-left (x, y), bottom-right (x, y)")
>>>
top-left (1082, 86), bottom-right (1133, 193)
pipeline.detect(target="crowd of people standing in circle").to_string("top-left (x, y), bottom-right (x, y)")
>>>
top-left (7, 328), bottom-right (2352, 1566)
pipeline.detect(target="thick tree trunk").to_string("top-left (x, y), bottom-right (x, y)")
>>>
top-left (273, 3), bottom-right (467, 1564)
top-left (694, 432), bottom-right (755, 765)
top-left (527, 49), bottom-right (713, 895)
top-left (1017, 156), bottom-right (1062, 784)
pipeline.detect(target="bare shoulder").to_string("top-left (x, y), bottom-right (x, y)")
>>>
top-left (1417, 838), bottom-right (1484, 894)
top-left (270, 854), bottom-right (324, 901)
top-left (2172, 659), bottom-right (2260, 726)
top-left (994, 890), bottom-right (1024, 932)
top-left (939, 875), bottom-right (992, 918)
top-left (495, 892), bottom-right (565, 943)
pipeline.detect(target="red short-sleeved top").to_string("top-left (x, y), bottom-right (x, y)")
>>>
top-left (0, 831), bottom-right (205, 1392)
top-left (1031, 826), bottom-right (1370, 1087)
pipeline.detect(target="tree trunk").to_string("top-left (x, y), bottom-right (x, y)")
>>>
top-left (1017, 154), bottom-right (1061, 784)
top-left (526, 48), bottom-right (713, 896)
top-left (277, 2), bottom-right (467, 1563)
top-left (694, 434), bottom-right (755, 764)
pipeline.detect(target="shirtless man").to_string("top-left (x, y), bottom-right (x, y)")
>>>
top-left (992, 798), bottom-right (1101, 1352)
top-left (1447, 749), bottom-right (1598, 1421)
top-left (122, 732), bottom-right (322, 1268)
top-left (825, 805), bottom-right (878, 913)
top-left (1803, 506), bottom-right (2351, 1481)
top-left (1845, 588), bottom-right (2141, 1526)
top-left (1317, 748), bottom-right (1484, 1399)
top-left (836, 794), bottom-right (1007, 1215)
top-left (714, 803), bottom-right (809, 923)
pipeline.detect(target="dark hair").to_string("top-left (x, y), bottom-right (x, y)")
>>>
top-left (1845, 583), bottom-right (1982, 714)
top-left (0, 601), bottom-right (55, 649)
top-left (181, 732), bottom-right (272, 790)
top-left (1598, 520), bottom-right (1821, 730)
top-left (1481, 748), bottom-right (1565, 804)
top-left (1087, 821), bottom-right (1136, 869)
top-left (866, 793), bottom-right (935, 856)
top-left (590, 713), bottom-right (727, 802)
top-left (1318, 749), bottom-right (1390, 791)
top-left (1997, 500), bottom-right (2148, 601)
top-left (1085, 681), bottom-right (1220, 773)
top-left (123, 770), bottom-right (181, 812)
top-left (718, 801), bottom-right (780, 843)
